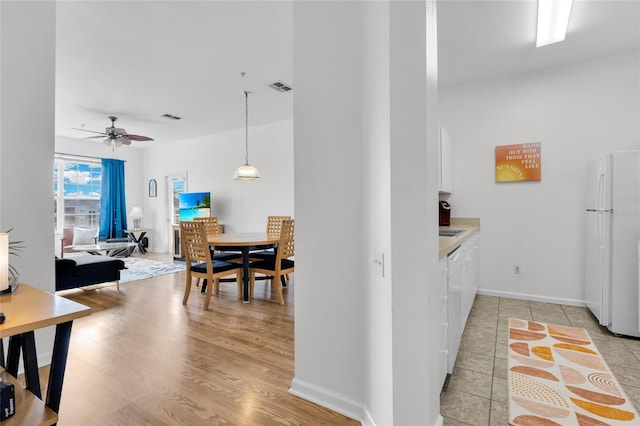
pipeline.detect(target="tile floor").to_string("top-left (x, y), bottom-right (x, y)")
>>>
top-left (440, 295), bottom-right (640, 425)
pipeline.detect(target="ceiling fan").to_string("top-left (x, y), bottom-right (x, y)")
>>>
top-left (73, 116), bottom-right (154, 149)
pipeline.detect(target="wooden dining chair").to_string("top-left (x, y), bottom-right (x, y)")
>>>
top-left (249, 219), bottom-right (295, 305)
top-left (252, 215), bottom-right (291, 260)
top-left (181, 221), bottom-right (243, 309)
top-left (194, 217), bottom-right (240, 262)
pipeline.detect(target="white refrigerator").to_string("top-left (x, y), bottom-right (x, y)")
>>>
top-left (584, 151), bottom-right (640, 337)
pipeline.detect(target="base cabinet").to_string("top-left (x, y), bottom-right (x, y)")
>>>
top-left (439, 257), bottom-right (449, 388)
top-left (445, 232), bottom-right (480, 376)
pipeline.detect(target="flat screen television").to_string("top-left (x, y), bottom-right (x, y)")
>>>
top-left (178, 192), bottom-right (211, 221)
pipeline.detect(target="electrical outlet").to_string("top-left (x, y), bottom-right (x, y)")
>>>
top-left (513, 265), bottom-right (521, 275)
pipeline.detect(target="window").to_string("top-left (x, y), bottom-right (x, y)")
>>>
top-left (54, 157), bottom-right (102, 231)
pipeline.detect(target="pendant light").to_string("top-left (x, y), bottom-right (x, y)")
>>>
top-left (233, 90), bottom-right (261, 180)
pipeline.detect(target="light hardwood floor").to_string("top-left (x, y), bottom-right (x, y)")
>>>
top-left (44, 253), bottom-right (358, 425)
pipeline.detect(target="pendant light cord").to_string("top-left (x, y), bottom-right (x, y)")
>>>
top-left (244, 91), bottom-right (249, 165)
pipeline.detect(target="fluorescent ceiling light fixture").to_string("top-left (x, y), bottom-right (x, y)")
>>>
top-left (536, 0), bottom-right (573, 47)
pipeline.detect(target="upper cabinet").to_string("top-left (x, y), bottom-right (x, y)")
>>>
top-left (439, 127), bottom-right (453, 194)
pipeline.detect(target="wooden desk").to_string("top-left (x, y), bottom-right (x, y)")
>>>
top-left (0, 284), bottom-right (91, 424)
top-left (208, 233), bottom-right (280, 303)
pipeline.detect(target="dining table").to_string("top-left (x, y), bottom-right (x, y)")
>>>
top-left (207, 232), bottom-right (280, 303)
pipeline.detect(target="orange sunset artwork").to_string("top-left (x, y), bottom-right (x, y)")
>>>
top-left (495, 143), bottom-right (541, 182)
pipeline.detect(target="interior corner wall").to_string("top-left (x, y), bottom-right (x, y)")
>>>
top-left (389, 1), bottom-right (441, 424)
top-left (1, 0), bottom-right (56, 365)
top-left (440, 50), bottom-right (640, 304)
top-left (362, 1), bottom-right (393, 425)
top-left (291, 1), bottom-right (366, 421)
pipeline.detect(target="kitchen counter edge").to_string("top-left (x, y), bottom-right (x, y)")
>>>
top-left (439, 218), bottom-right (480, 259)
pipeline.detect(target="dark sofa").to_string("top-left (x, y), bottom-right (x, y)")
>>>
top-left (55, 255), bottom-right (126, 291)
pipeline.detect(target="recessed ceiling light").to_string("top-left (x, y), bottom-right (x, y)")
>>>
top-left (536, 0), bottom-right (573, 47)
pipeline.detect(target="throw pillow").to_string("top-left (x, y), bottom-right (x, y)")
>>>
top-left (72, 227), bottom-right (98, 245)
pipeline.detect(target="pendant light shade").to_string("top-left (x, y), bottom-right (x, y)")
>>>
top-left (233, 164), bottom-right (261, 180)
top-left (234, 90), bottom-right (261, 180)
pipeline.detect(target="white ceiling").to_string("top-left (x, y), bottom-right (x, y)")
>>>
top-left (55, 1), bottom-right (640, 148)
top-left (55, 1), bottom-right (293, 147)
top-left (437, 0), bottom-right (640, 88)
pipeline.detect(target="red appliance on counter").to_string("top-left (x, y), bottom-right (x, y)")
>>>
top-left (439, 201), bottom-right (451, 226)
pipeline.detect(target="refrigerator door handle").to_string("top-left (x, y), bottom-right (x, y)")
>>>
top-left (587, 209), bottom-right (614, 212)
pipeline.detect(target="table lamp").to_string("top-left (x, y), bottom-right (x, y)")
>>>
top-left (0, 233), bottom-right (8, 292)
top-left (129, 207), bottom-right (144, 230)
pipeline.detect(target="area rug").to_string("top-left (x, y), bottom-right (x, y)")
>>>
top-left (508, 318), bottom-right (639, 426)
top-left (119, 257), bottom-right (185, 284)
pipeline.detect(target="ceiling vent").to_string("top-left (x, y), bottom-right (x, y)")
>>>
top-left (268, 81), bottom-right (293, 93)
top-left (162, 114), bottom-right (182, 120)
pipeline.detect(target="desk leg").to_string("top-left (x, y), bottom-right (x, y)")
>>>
top-left (5, 332), bottom-right (42, 398)
top-left (22, 331), bottom-right (42, 399)
top-left (242, 248), bottom-right (250, 303)
top-left (45, 321), bottom-right (73, 413)
top-left (5, 335), bottom-right (21, 377)
top-left (0, 338), bottom-right (4, 369)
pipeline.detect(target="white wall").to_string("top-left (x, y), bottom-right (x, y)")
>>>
top-left (389, 2), bottom-right (440, 424)
top-left (292, 2), bottom-right (441, 425)
top-left (440, 50), bottom-right (640, 304)
top-left (142, 119), bottom-right (294, 253)
top-left (1, 0), bottom-right (56, 365)
top-left (362, 2), bottom-right (393, 424)
top-left (291, 1), bottom-right (366, 419)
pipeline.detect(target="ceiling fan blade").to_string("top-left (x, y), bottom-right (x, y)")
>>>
top-left (123, 134), bottom-right (154, 142)
top-left (85, 135), bottom-right (108, 139)
top-left (72, 127), bottom-right (108, 136)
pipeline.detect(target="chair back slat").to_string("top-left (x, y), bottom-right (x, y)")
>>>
top-left (181, 221), bottom-right (211, 264)
top-left (194, 217), bottom-right (221, 238)
top-left (278, 219), bottom-right (295, 259)
top-left (266, 216), bottom-right (291, 236)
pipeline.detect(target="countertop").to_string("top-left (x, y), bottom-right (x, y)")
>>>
top-left (439, 217), bottom-right (480, 259)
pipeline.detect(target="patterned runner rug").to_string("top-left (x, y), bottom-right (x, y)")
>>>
top-left (120, 257), bottom-right (185, 284)
top-left (508, 318), bottom-right (639, 425)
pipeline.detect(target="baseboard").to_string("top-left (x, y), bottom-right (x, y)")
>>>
top-left (289, 377), bottom-right (363, 423)
top-left (477, 288), bottom-right (585, 307)
top-left (435, 414), bottom-right (444, 426)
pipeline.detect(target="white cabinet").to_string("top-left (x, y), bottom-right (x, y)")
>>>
top-left (447, 246), bottom-right (464, 374)
top-left (446, 232), bottom-right (480, 375)
top-left (461, 234), bottom-right (480, 327)
top-left (439, 256), bottom-right (449, 388)
top-left (439, 127), bottom-right (453, 194)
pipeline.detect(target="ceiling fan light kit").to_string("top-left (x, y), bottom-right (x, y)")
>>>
top-left (234, 90), bottom-right (261, 180)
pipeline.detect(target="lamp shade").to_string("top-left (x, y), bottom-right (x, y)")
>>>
top-left (233, 164), bottom-right (261, 180)
top-left (129, 207), bottom-right (144, 229)
top-left (0, 233), bottom-right (8, 291)
top-left (129, 207), bottom-right (144, 218)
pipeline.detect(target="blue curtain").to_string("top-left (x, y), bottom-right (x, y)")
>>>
top-left (99, 159), bottom-right (128, 240)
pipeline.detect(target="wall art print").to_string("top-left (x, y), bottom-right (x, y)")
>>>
top-left (496, 143), bottom-right (541, 183)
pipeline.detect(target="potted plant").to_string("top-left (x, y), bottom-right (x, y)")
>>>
top-left (2, 228), bottom-right (24, 292)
